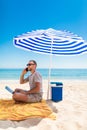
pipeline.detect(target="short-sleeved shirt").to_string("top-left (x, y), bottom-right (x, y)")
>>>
top-left (28, 71), bottom-right (43, 94)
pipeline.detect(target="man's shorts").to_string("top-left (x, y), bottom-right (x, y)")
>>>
top-left (27, 93), bottom-right (42, 103)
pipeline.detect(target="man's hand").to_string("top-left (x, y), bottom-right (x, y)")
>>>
top-left (21, 68), bottom-right (28, 75)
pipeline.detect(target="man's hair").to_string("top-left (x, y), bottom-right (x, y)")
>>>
top-left (29, 60), bottom-right (37, 66)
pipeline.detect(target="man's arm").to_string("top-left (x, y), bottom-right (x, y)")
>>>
top-left (20, 69), bottom-right (29, 84)
top-left (26, 82), bottom-right (40, 94)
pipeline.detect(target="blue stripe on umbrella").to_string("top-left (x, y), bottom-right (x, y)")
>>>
top-left (14, 40), bottom-right (51, 53)
top-left (14, 39), bottom-right (87, 55)
top-left (30, 37), bottom-right (70, 44)
top-left (23, 38), bottom-right (71, 47)
top-left (14, 41), bottom-right (87, 55)
top-left (52, 49), bottom-right (87, 55)
top-left (14, 28), bottom-right (87, 55)
top-left (52, 42), bottom-right (87, 49)
top-left (28, 37), bottom-right (78, 46)
top-left (23, 38), bottom-right (86, 50)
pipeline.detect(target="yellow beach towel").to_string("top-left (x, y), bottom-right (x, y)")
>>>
top-left (0, 99), bottom-right (56, 121)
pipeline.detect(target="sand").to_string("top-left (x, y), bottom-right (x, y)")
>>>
top-left (0, 79), bottom-right (87, 130)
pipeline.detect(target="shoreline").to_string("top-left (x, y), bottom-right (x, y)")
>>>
top-left (1, 78), bottom-right (87, 80)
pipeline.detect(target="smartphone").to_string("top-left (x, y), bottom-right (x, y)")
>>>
top-left (26, 67), bottom-right (28, 72)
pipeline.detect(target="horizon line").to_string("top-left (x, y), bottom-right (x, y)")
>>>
top-left (0, 68), bottom-right (87, 69)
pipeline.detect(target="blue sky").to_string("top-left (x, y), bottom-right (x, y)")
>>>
top-left (0, 0), bottom-right (87, 68)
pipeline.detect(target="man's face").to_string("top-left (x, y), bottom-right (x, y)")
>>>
top-left (27, 62), bottom-right (36, 71)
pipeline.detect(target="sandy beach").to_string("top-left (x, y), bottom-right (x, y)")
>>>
top-left (0, 79), bottom-right (87, 130)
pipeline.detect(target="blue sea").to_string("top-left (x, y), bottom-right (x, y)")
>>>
top-left (0, 68), bottom-right (87, 80)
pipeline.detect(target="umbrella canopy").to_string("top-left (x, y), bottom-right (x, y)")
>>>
top-left (14, 28), bottom-right (87, 55)
top-left (13, 28), bottom-right (87, 99)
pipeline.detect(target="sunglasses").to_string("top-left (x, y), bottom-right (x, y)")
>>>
top-left (27, 63), bottom-right (35, 66)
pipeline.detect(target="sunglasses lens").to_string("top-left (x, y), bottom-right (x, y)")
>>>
top-left (27, 64), bottom-right (30, 66)
top-left (27, 64), bottom-right (35, 66)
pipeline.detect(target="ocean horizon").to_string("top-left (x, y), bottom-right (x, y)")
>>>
top-left (0, 68), bottom-right (87, 80)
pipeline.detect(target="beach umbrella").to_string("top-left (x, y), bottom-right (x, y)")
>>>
top-left (13, 28), bottom-right (87, 98)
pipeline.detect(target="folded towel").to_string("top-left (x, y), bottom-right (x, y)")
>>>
top-left (0, 99), bottom-right (56, 121)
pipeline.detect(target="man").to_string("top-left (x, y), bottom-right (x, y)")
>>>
top-left (13, 60), bottom-right (43, 103)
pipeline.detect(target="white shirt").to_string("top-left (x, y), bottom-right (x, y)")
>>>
top-left (28, 71), bottom-right (43, 93)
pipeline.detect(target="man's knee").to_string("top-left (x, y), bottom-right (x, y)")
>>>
top-left (12, 92), bottom-right (20, 100)
top-left (12, 92), bottom-right (28, 102)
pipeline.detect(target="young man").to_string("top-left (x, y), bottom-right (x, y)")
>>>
top-left (12, 60), bottom-right (43, 103)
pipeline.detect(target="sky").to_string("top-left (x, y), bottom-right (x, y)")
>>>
top-left (0, 0), bottom-right (87, 69)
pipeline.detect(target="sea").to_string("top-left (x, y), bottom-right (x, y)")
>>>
top-left (0, 68), bottom-right (87, 80)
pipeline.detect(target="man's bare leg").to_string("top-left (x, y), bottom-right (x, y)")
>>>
top-left (12, 92), bottom-right (28, 103)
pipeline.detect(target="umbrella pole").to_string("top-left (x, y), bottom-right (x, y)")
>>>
top-left (47, 37), bottom-right (53, 100)
top-left (47, 54), bottom-right (52, 99)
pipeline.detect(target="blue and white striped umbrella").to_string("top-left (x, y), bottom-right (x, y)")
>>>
top-left (14, 28), bottom-right (87, 56)
top-left (13, 28), bottom-right (87, 99)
